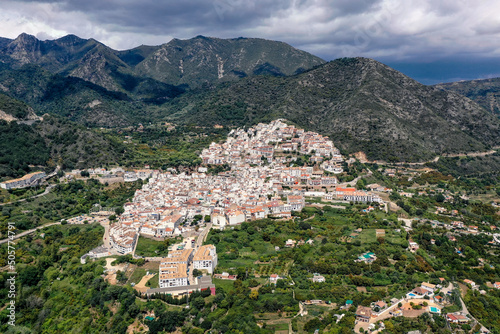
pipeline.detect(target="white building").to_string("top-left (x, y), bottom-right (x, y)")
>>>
top-left (124, 172), bottom-right (138, 182)
top-left (159, 263), bottom-right (188, 288)
top-left (212, 213), bottom-right (228, 229)
top-left (1, 171), bottom-right (46, 190)
top-left (270, 274), bottom-right (281, 284)
top-left (227, 210), bottom-right (245, 225)
top-left (312, 274), bottom-right (325, 283)
top-left (193, 245), bottom-right (218, 274)
top-left (135, 169), bottom-right (152, 180)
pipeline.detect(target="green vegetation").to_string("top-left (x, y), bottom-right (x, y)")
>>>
top-left (0, 156), bottom-right (499, 332)
top-left (436, 77), bottom-right (500, 115)
top-left (0, 120), bottom-right (50, 179)
top-left (1, 35), bottom-right (499, 333)
top-left (162, 58), bottom-right (499, 162)
top-left (464, 289), bottom-right (500, 330)
top-left (0, 112), bottom-right (135, 180)
top-left (34, 115), bottom-right (132, 170)
top-left (0, 223), bottom-right (179, 334)
top-left (0, 179), bottom-right (143, 234)
top-left (115, 124), bottom-right (226, 169)
top-left (134, 236), bottom-right (180, 257)
top-left (426, 153), bottom-right (500, 177)
top-left (0, 92), bottom-right (31, 119)
top-left (202, 185), bottom-right (500, 332)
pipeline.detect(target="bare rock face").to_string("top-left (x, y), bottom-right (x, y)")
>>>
top-left (69, 49), bottom-right (123, 92)
top-left (0, 109), bottom-right (17, 122)
top-left (135, 36), bottom-right (325, 87)
top-left (4, 33), bottom-right (43, 65)
top-left (0, 92), bottom-right (40, 121)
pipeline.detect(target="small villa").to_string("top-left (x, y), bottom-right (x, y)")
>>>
top-left (409, 287), bottom-right (432, 297)
top-left (269, 274), bottom-right (281, 284)
top-left (446, 313), bottom-right (469, 324)
top-left (421, 282), bottom-right (436, 292)
top-left (408, 239), bottom-right (419, 252)
top-left (463, 279), bottom-right (476, 288)
top-left (355, 305), bottom-right (373, 323)
top-left (356, 251), bottom-right (377, 263)
top-left (434, 295), bottom-right (444, 304)
top-left (312, 274), bottom-right (325, 283)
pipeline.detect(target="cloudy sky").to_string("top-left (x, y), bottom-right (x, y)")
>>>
top-left (1, 0), bottom-right (499, 84)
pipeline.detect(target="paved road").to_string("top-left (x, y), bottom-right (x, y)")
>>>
top-left (0, 184), bottom-right (56, 206)
top-left (441, 282), bottom-right (454, 295)
top-left (458, 295), bottom-right (490, 333)
top-left (0, 222), bottom-right (61, 244)
top-left (449, 282), bottom-right (490, 333)
top-left (185, 223), bottom-right (213, 284)
top-left (458, 296), bottom-right (470, 317)
top-left (195, 223), bottom-right (212, 248)
top-left (102, 221), bottom-right (112, 249)
top-left (358, 149), bottom-right (499, 166)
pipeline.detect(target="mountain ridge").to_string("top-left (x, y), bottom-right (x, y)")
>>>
top-left (435, 78), bottom-right (500, 116)
top-left (0, 33), bottom-right (324, 92)
top-left (0, 33), bottom-right (498, 163)
top-left (162, 57), bottom-right (500, 162)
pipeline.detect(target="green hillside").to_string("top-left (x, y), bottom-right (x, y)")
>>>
top-left (161, 58), bottom-right (500, 162)
top-left (435, 78), bottom-right (500, 116)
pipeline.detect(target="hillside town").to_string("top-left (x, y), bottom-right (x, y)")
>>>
top-left (108, 120), bottom-right (382, 254)
top-left (3, 119), bottom-right (498, 333)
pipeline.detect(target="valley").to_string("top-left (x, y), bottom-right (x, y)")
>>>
top-left (0, 32), bottom-right (499, 334)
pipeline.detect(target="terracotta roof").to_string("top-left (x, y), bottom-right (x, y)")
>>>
top-left (356, 305), bottom-right (372, 318)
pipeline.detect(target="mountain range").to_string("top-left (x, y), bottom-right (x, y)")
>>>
top-left (0, 33), bottom-right (323, 92)
top-left (162, 57), bottom-right (500, 162)
top-left (435, 78), bottom-right (500, 116)
top-left (0, 33), bottom-right (499, 163)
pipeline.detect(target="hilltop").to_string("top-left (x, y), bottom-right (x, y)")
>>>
top-left (0, 33), bottom-right (324, 92)
top-left (435, 77), bottom-right (500, 116)
top-left (0, 93), bottom-right (130, 179)
top-left (162, 57), bottom-right (500, 162)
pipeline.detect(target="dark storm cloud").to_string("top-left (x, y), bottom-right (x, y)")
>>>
top-left (1, 0), bottom-right (500, 82)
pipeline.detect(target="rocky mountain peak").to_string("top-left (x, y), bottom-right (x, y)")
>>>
top-left (55, 34), bottom-right (87, 47)
top-left (6, 33), bottom-right (42, 64)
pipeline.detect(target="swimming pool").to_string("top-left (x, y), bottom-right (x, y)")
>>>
top-left (429, 306), bottom-right (440, 313)
top-left (408, 293), bottom-right (416, 297)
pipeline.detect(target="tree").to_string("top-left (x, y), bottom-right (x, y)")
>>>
top-left (249, 290), bottom-right (259, 300)
top-left (303, 318), bottom-right (322, 333)
top-left (109, 214), bottom-right (117, 222)
top-left (299, 221), bottom-right (311, 230)
top-left (356, 178), bottom-right (366, 190)
top-left (191, 296), bottom-right (205, 310)
top-left (192, 269), bottom-right (202, 277)
top-left (436, 193), bottom-right (445, 202)
top-left (19, 266), bottom-right (41, 286)
top-left (116, 270), bottom-right (127, 283)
